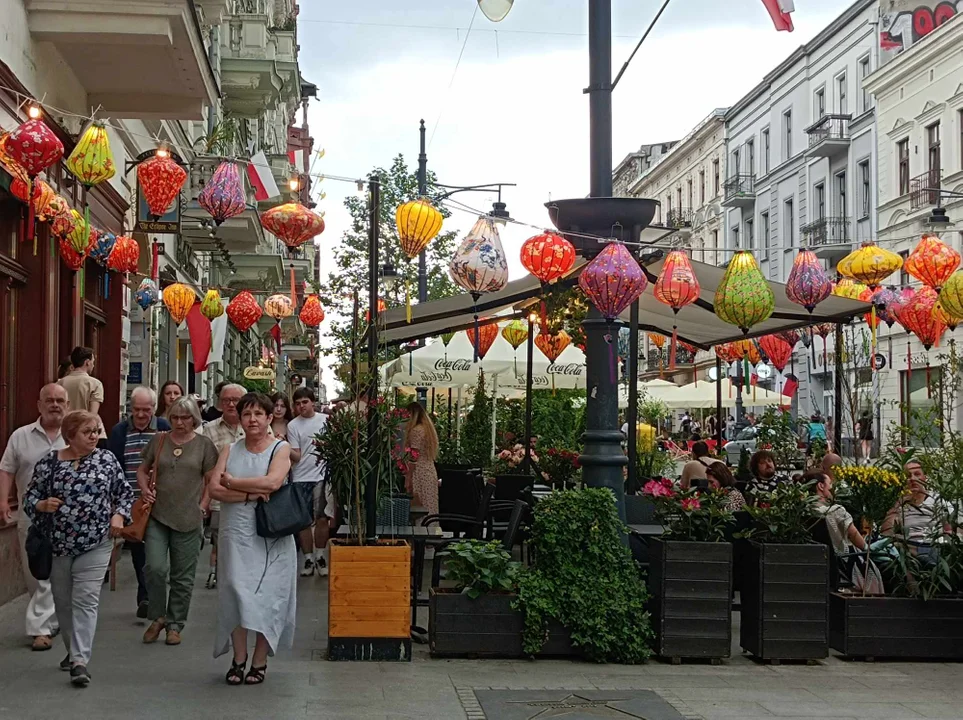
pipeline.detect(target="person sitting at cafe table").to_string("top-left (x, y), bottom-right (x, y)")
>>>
top-left (705, 463), bottom-right (746, 511)
top-left (881, 460), bottom-right (946, 566)
top-left (680, 441), bottom-right (723, 490)
top-left (746, 449), bottom-right (788, 500)
top-left (810, 470), bottom-right (866, 554)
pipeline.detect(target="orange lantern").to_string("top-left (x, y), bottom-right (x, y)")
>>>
top-left (227, 291), bottom-right (262, 333)
top-left (163, 283), bottom-right (196, 325)
top-left (520, 232), bottom-right (576, 285)
top-left (106, 235), bottom-right (139, 274)
top-left (758, 334), bottom-right (793, 373)
top-left (653, 250), bottom-right (700, 312)
top-left (364, 298), bottom-right (387, 323)
top-left (137, 153), bottom-right (187, 219)
top-left (648, 333), bottom-right (666, 349)
top-left (904, 234), bottom-right (961, 290)
top-left (465, 322), bottom-right (499, 361)
top-left (535, 328), bottom-right (571, 363)
top-left (300, 295), bottom-right (326, 328)
top-left (901, 286), bottom-right (946, 350)
top-left (261, 202), bottom-right (325, 253)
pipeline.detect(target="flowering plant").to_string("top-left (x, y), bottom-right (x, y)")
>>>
top-left (642, 478), bottom-right (735, 542)
top-left (391, 445), bottom-right (420, 476)
top-left (490, 443), bottom-right (538, 477)
top-left (740, 481), bottom-right (820, 544)
top-left (833, 464), bottom-right (904, 533)
top-left (539, 447), bottom-right (580, 490)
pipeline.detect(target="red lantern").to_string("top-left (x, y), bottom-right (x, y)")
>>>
top-left (106, 235), bottom-right (139, 274)
top-left (758, 334), bottom-right (793, 373)
top-left (58, 237), bottom-right (85, 272)
top-left (775, 329), bottom-right (800, 347)
top-left (535, 329), bottom-right (571, 363)
top-left (261, 202), bottom-right (325, 253)
top-left (4, 119), bottom-right (63, 177)
top-left (137, 154), bottom-right (187, 219)
top-left (653, 250), bottom-right (700, 312)
top-left (578, 243), bottom-right (647, 320)
top-left (300, 295), bottom-right (326, 328)
top-left (465, 322), bottom-right (499, 360)
top-left (364, 298), bottom-right (387, 323)
top-left (904, 234), bottom-right (961, 289)
top-left (520, 232), bottom-right (575, 285)
top-left (227, 291), bottom-right (262, 333)
top-left (901, 286), bottom-right (946, 350)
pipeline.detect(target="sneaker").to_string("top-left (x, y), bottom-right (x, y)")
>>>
top-left (165, 629), bottom-right (181, 646)
top-left (315, 557), bottom-right (328, 577)
top-left (143, 619), bottom-right (165, 644)
top-left (59, 654), bottom-right (71, 672)
top-left (206, 571), bottom-right (216, 589)
top-left (136, 601), bottom-right (149, 619)
top-left (300, 558), bottom-right (315, 577)
top-left (70, 665), bottom-right (90, 687)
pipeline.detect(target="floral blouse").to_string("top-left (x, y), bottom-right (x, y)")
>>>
top-left (24, 449), bottom-right (133, 557)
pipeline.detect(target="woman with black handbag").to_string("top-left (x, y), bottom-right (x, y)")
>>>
top-left (208, 392), bottom-right (294, 686)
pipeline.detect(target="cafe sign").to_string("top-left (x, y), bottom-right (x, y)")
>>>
top-left (243, 366), bottom-right (275, 381)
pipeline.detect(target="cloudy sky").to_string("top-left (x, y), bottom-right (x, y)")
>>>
top-left (297, 0), bottom-right (854, 389)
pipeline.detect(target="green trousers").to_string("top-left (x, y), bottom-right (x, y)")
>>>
top-left (144, 517), bottom-right (202, 632)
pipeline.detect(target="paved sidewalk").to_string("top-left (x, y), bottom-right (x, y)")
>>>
top-left (0, 551), bottom-right (961, 719)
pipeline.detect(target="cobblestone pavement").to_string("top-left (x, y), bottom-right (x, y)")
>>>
top-left (0, 552), bottom-right (961, 720)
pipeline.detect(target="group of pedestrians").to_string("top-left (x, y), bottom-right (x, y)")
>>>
top-left (0, 353), bottom-right (331, 688)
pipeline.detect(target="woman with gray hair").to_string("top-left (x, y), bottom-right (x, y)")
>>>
top-left (136, 396), bottom-right (218, 646)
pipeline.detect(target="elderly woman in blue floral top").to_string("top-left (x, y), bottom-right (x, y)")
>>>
top-left (24, 410), bottom-right (132, 687)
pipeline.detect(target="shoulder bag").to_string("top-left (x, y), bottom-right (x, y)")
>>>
top-left (255, 441), bottom-right (314, 538)
top-left (25, 517), bottom-right (53, 580)
top-left (119, 432), bottom-right (166, 543)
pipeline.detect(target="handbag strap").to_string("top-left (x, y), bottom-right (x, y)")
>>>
top-left (149, 432), bottom-right (167, 493)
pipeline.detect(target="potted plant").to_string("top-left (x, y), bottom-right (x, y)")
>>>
top-left (739, 481), bottom-right (829, 662)
top-left (314, 396), bottom-right (412, 661)
top-left (643, 479), bottom-right (735, 662)
top-left (515, 487), bottom-right (652, 662)
top-left (538, 447), bottom-right (580, 490)
top-left (428, 539), bottom-right (523, 657)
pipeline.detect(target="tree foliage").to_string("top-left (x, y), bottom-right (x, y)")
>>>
top-left (461, 370), bottom-right (493, 468)
top-left (318, 154), bottom-right (460, 375)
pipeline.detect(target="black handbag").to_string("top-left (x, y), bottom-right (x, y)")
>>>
top-left (254, 442), bottom-right (314, 538)
top-left (25, 521), bottom-right (53, 581)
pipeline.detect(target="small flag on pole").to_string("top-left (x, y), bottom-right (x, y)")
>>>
top-left (762, 0), bottom-right (795, 31)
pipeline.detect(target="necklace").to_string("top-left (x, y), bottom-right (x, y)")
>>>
top-left (170, 433), bottom-right (193, 459)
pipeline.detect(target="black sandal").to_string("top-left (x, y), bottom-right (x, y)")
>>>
top-left (226, 656), bottom-right (247, 685)
top-left (244, 664), bottom-right (267, 685)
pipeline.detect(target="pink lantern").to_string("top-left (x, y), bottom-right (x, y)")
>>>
top-left (578, 243), bottom-right (647, 320)
top-left (198, 161), bottom-right (246, 228)
top-left (785, 250), bottom-right (832, 312)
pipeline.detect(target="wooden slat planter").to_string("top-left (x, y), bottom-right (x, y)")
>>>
top-left (830, 593), bottom-right (963, 660)
top-left (647, 538), bottom-right (732, 662)
top-left (740, 542), bottom-right (829, 662)
top-left (428, 589), bottom-right (574, 658)
top-left (327, 540), bottom-right (411, 661)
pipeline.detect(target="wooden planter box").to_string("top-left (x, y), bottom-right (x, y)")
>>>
top-left (740, 542), bottom-right (829, 662)
top-left (647, 538), bottom-right (732, 662)
top-left (429, 589), bottom-right (574, 658)
top-left (327, 540), bottom-right (411, 661)
top-left (830, 592), bottom-right (963, 660)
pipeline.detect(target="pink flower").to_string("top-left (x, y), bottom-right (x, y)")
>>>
top-left (409, 447), bottom-right (420, 461)
top-left (643, 480), bottom-right (675, 498)
top-left (661, 478), bottom-right (673, 489)
top-left (681, 497), bottom-right (701, 512)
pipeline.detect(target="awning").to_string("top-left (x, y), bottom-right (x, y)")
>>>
top-left (379, 252), bottom-right (870, 349)
top-left (664, 380), bottom-right (791, 410)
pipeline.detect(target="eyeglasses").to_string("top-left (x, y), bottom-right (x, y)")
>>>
top-left (169, 415), bottom-right (193, 422)
top-left (221, 397), bottom-right (241, 405)
top-left (80, 428), bottom-right (100, 438)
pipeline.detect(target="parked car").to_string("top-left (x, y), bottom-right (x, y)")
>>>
top-left (722, 426), bottom-right (805, 467)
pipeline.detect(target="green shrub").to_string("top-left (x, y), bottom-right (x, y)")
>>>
top-left (437, 540), bottom-right (520, 599)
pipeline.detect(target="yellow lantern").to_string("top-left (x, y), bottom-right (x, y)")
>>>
top-left (396, 198), bottom-right (443, 260)
top-left (938, 271), bottom-right (963, 321)
top-left (832, 277), bottom-right (868, 301)
top-left (200, 289), bottom-right (224, 320)
top-left (163, 283), bottom-right (196, 325)
top-left (66, 121), bottom-right (116, 188)
top-left (836, 241), bottom-right (902, 288)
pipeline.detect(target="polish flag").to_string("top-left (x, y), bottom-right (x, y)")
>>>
top-left (246, 150), bottom-right (281, 202)
top-left (762, 0), bottom-right (795, 32)
top-left (186, 303), bottom-right (212, 373)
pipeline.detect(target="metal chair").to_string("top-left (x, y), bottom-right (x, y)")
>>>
top-left (424, 483), bottom-right (497, 587)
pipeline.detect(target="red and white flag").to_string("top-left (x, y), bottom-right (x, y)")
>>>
top-left (246, 150), bottom-right (281, 202)
top-left (762, 0), bottom-right (795, 32)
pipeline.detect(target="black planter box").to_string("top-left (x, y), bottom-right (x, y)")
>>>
top-left (429, 589), bottom-right (573, 658)
top-left (830, 592), bottom-right (963, 659)
top-left (740, 542), bottom-right (829, 662)
top-left (647, 538), bottom-right (732, 661)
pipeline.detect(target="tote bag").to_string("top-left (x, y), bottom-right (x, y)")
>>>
top-left (255, 442), bottom-right (314, 538)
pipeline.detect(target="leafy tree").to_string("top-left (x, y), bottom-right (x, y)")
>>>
top-left (317, 154), bottom-right (460, 372)
top-left (461, 370), bottom-right (493, 468)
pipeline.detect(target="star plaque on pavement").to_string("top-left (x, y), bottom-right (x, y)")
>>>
top-left (472, 689), bottom-right (686, 720)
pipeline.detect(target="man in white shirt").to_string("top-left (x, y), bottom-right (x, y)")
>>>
top-left (286, 387), bottom-right (331, 576)
top-left (0, 384), bottom-right (68, 651)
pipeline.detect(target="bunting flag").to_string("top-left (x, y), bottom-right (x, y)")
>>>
top-left (185, 303), bottom-right (212, 373)
top-left (762, 0), bottom-right (795, 31)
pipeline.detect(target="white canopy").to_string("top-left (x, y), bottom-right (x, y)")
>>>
top-left (661, 380), bottom-right (791, 410)
top-left (617, 379), bottom-right (681, 409)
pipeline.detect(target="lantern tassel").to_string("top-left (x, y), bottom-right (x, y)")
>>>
top-left (151, 242), bottom-right (159, 281)
top-left (472, 312), bottom-right (480, 363)
top-left (744, 357), bottom-right (750, 392)
top-left (26, 179), bottom-right (35, 248)
top-left (871, 306), bottom-right (877, 367)
top-left (104, 273), bottom-right (109, 300)
top-left (669, 327), bottom-right (678, 370)
top-left (907, 341), bottom-right (912, 386)
top-left (927, 363), bottom-right (932, 398)
top-left (289, 264), bottom-right (297, 307)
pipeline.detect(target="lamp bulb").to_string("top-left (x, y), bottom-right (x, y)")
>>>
top-left (27, 104), bottom-right (42, 120)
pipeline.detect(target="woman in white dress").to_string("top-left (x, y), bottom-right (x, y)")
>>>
top-left (208, 392), bottom-right (294, 685)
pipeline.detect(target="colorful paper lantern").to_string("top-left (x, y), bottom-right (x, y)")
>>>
top-left (89, 230), bottom-right (115, 267)
top-left (501, 320), bottom-right (528, 350)
top-left (535, 328), bottom-right (571, 363)
top-left (58, 237), bottom-right (85, 272)
top-left (261, 202), bottom-right (326, 253)
top-left (905, 234), bottom-right (961, 290)
top-left (54, 209), bottom-right (92, 256)
top-left (135, 279), bottom-right (158, 311)
top-left (864, 286), bottom-right (900, 328)
top-left (837, 241), bottom-right (902, 288)
top-left (734, 339), bottom-right (762, 365)
top-left (200, 290), bottom-right (225, 321)
top-left (364, 298), bottom-right (388, 323)
top-left (714, 250), bottom-right (774, 333)
top-left (264, 293), bottom-right (294, 322)
top-left (891, 287), bottom-right (916, 330)
top-left (713, 342), bottom-right (738, 363)
top-left (938, 272), bottom-right (963, 320)
top-left (648, 333), bottom-right (666, 349)
top-left (30, 179), bottom-right (57, 221)
top-left (775, 329), bottom-right (800, 347)
top-left (4, 119), bottom-right (63, 176)
top-left (439, 331), bottom-right (456, 346)
top-left (137, 154), bottom-right (187, 219)
top-left (66, 121), bottom-right (115, 187)
top-left (832, 277), bottom-right (868, 301)
top-left (106, 235), bottom-right (139, 274)
top-left (465, 322), bottom-right (499, 360)
top-left (227, 290), bottom-right (262, 332)
top-left (811, 324), bottom-right (833, 341)
top-left (199, 161), bottom-right (246, 227)
top-left (520, 231), bottom-right (576, 286)
top-left (162, 283), bottom-right (196, 325)
top-left (449, 216), bottom-right (509, 299)
top-left (578, 242), bottom-right (647, 320)
top-left (785, 250), bottom-right (832, 312)
top-left (679, 340), bottom-right (698, 355)
top-left (901, 286), bottom-right (946, 350)
top-left (299, 295), bottom-right (325, 327)
top-left (396, 198), bottom-right (443, 260)
top-left (758, 334), bottom-right (793, 373)
top-left (933, 301), bottom-right (960, 331)
top-left (653, 250), bottom-right (700, 312)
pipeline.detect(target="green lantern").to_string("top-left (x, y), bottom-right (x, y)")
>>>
top-left (714, 250), bottom-right (774, 333)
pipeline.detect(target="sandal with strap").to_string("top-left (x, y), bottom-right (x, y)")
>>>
top-left (225, 656), bottom-right (247, 686)
top-left (244, 664), bottom-right (267, 685)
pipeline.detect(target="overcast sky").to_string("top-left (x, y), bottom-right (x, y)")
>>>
top-left (298, 0), bottom-right (854, 390)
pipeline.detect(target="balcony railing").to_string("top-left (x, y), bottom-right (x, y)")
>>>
top-left (801, 216), bottom-right (851, 247)
top-left (910, 169), bottom-right (941, 210)
top-left (232, 0), bottom-right (271, 15)
top-left (806, 114), bottom-right (851, 148)
top-left (723, 174), bottom-right (755, 205)
top-left (665, 208), bottom-right (693, 229)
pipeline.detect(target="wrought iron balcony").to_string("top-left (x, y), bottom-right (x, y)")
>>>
top-left (805, 114), bottom-right (852, 159)
top-left (722, 174), bottom-right (755, 209)
top-left (801, 216), bottom-right (851, 260)
top-left (665, 208), bottom-right (693, 230)
top-left (910, 169), bottom-right (941, 210)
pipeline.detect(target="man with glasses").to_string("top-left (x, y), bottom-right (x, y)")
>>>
top-left (107, 386), bottom-right (170, 618)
